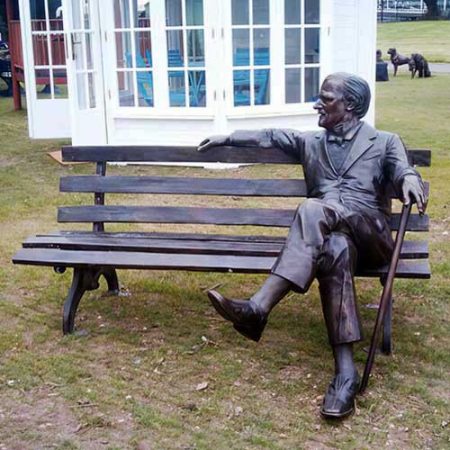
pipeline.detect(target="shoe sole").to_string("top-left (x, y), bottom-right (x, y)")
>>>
top-left (320, 405), bottom-right (354, 419)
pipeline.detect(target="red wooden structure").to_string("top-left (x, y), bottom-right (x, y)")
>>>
top-left (6, 0), bottom-right (67, 110)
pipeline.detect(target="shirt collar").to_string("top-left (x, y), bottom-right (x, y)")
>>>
top-left (327, 121), bottom-right (362, 143)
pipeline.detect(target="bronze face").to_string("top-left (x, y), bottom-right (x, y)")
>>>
top-left (313, 78), bottom-right (349, 132)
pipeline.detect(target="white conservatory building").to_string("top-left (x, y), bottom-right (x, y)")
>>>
top-left (17, 0), bottom-right (378, 145)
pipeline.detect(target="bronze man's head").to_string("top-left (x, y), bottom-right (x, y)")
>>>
top-left (313, 72), bottom-right (371, 132)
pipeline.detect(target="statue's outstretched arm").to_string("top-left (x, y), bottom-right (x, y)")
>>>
top-left (198, 129), bottom-right (305, 162)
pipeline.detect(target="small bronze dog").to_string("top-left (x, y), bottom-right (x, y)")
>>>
top-left (387, 48), bottom-right (410, 76)
top-left (409, 53), bottom-right (431, 79)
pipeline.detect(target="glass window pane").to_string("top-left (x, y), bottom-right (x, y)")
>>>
top-left (189, 70), bottom-right (206, 107)
top-left (305, 67), bottom-right (320, 102)
top-left (32, 34), bottom-right (49, 66)
top-left (305, 0), bottom-right (320, 24)
top-left (254, 69), bottom-right (270, 105)
top-left (116, 32), bottom-right (132, 68)
top-left (285, 28), bottom-right (301, 64)
top-left (253, 29), bottom-right (269, 65)
top-left (167, 31), bottom-right (184, 67)
top-left (88, 72), bottom-right (96, 107)
top-left (232, 0), bottom-right (249, 25)
top-left (135, 31), bottom-right (152, 67)
top-left (253, 0), bottom-right (269, 24)
top-left (233, 70), bottom-right (250, 106)
top-left (51, 33), bottom-right (66, 65)
top-left (83, 0), bottom-right (91, 29)
top-left (137, 71), bottom-right (154, 106)
top-left (233, 29), bottom-right (249, 66)
top-left (169, 71), bottom-right (185, 106)
top-left (285, 0), bottom-right (300, 25)
top-left (187, 30), bottom-right (204, 67)
top-left (186, 0), bottom-right (204, 26)
top-left (31, 0), bottom-right (47, 31)
top-left (85, 33), bottom-right (93, 70)
top-left (77, 72), bottom-right (87, 107)
top-left (117, 71), bottom-right (135, 106)
top-left (136, 0), bottom-right (151, 28)
top-left (285, 68), bottom-right (300, 103)
top-left (305, 28), bottom-right (320, 63)
top-left (166, 0), bottom-right (182, 26)
top-left (114, 0), bottom-right (131, 28)
top-left (36, 68), bottom-right (51, 99)
top-left (53, 68), bottom-right (68, 98)
top-left (50, 0), bottom-right (64, 30)
top-left (73, 32), bottom-right (85, 71)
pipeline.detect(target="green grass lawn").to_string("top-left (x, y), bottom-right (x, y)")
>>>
top-left (378, 20), bottom-right (450, 63)
top-left (0, 72), bottom-right (449, 449)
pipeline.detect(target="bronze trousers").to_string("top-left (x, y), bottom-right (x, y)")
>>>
top-left (271, 198), bottom-right (394, 345)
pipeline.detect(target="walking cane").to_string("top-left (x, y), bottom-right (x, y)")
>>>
top-left (360, 202), bottom-right (413, 393)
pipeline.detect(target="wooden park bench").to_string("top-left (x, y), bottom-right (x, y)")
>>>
top-left (12, 145), bottom-right (430, 360)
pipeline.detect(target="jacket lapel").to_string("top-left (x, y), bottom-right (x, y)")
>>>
top-left (341, 122), bottom-right (377, 175)
top-left (340, 122), bottom-right (378, 175)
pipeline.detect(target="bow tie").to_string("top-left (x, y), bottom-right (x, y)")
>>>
top-left (327, 134), bottom-right (346, 145)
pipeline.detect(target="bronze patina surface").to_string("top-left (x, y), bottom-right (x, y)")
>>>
top-left (199, 72), bottom-right (427, 419)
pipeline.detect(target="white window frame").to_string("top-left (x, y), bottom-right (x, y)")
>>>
top-left (224, 0), bottom-right (332, 119)
top-left (103, 0), bottom-right (332, 122)
top-left (27, 0), bottom-right (67, 101)
top-left (106, 0), bottom-right (218, 119)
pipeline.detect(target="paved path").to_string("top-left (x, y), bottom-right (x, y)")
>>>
top-left (429, 63), bottom-right (450, 73)
top-left (385, 62), bottom-right (450, 75)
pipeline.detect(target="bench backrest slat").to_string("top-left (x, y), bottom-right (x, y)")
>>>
top-left (60, 176), bottom-right (308, 196)
top-left (60, 175), bottom-right (428, 199)
top-left (62, 146), bottom-right (431, 167)
top-left (59, 145), bottom-right (430, 234)
top-left (57, 205), bottom-right (429, 231)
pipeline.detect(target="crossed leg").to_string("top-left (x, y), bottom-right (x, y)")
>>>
top-left (207, 199), bottom-right (393, 418)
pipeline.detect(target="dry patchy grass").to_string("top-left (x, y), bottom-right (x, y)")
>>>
top-left (0, 72), bottom-right (449, 449)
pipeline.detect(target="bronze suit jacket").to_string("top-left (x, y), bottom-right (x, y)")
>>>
top-left (227, 121), bottom-right (420, 218)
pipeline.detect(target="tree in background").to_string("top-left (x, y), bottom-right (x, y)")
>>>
top-left (424, 0), bottom-right (440, 18)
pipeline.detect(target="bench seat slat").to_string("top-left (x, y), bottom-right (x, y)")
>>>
top-left (23, 235), bottom-right (429, 259)
top-left (24, 235), bottom-right (283, 257)
top-left (62, 146), bottom-right (431, 167)
top-left (12, 248), bottom-right (431, 278)
top-left (57, 205), bottom-right (430, 231)
top-left (42, 230), bottom-right (289, 243)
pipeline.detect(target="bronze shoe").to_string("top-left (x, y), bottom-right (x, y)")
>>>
top-left (320, 373), bottom-right (360, 419)
top-left (207, 290), bottom-right (267, 342)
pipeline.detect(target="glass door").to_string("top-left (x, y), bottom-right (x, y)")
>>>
top-left (18, 0), bottom-right (71, 138)
top-left (106, 0), bottom-right (213, 113)
top-left (229, 0), bottom-right (271, 107)
top-left (64, 0), bottom-right (107, 144)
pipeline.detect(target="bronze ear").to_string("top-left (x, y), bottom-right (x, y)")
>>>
top-left (345, 102), bottom-right (356, 112)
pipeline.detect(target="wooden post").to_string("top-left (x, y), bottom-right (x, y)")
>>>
top-left (5, 0), bottom-right (21, 110)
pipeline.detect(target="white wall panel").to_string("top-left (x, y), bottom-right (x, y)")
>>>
top-left (330, 0), bottom-right (377, 125)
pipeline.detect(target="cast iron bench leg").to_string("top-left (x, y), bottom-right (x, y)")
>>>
top-left (62, 267), bottom-right (120, 334)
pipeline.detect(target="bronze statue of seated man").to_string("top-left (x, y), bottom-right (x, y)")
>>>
top-left (198, 72), bottom-right (426, 419)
